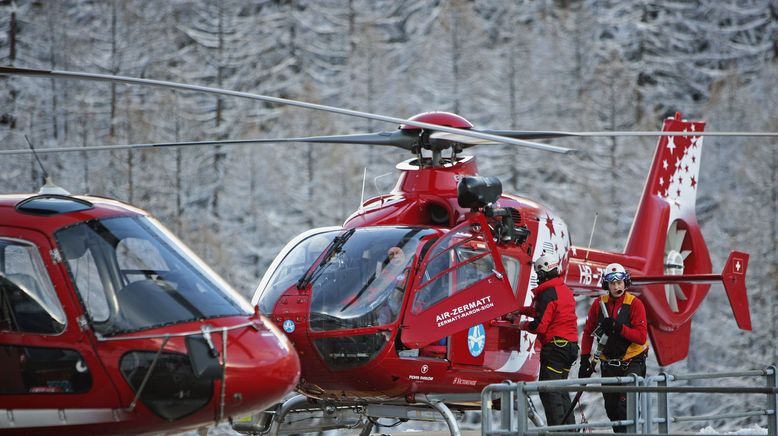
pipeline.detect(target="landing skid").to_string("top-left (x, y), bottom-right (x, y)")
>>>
top-left (232, 393), bottom-right (484, 435)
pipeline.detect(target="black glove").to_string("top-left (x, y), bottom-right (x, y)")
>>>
top-left (578, 355), bottom-right (592, 379)
top-left (601, 317), bottom-right (622, 335)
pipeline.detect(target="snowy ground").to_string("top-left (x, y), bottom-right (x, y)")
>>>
top-left (698, 425), bottom-right (768, 435)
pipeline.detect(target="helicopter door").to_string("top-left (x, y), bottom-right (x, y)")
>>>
top-left (0, 227), bottom-right (119, 414)
top-left (400, 215), bottom-right (518, 349)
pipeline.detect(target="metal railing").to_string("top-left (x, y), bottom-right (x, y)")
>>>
top-left (482, 365), bottom-right (777, 435)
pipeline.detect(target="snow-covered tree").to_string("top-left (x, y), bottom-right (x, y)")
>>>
top-left (0, 1), bottom-right (775, 429)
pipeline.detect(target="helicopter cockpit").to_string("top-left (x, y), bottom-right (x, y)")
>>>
top-left (259, 226), bottom-right (439, 331)
top-left (55, 215), bottom-right (251, 336)
top-left (255, 214), bottom-right (523, 373)
top-left (306, 227), bottom-right (438, 331)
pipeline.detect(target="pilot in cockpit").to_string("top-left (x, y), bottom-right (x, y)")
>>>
top-left (373, 246), bottom-right (410, 325)
top-left (385, 246), bottom-right (406, 274)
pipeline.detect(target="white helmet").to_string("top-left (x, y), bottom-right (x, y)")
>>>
top-left (534, 252), bottom-right (560, 275)
top-left (601, 263), bottom-right (631, 289)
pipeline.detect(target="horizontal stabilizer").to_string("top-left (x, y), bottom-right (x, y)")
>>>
top-left (630, 250), bottom-right (751, 331)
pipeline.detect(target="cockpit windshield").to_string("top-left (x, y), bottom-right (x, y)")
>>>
top-left (56, 216), bottom-right (250, 336)
top-left (307, 227), bottom-right (437, 331)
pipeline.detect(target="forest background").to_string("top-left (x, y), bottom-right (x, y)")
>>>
top-left (1, 0), bottom-right (776, 431)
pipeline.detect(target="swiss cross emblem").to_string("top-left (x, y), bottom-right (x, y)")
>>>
top-left (733, 258), bottom-right (744, 275)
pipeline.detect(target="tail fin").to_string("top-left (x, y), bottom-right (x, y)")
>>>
top-left (721, 251), bottom-right (751, 330)
top-left (625, 112), bottom-right (714, 366)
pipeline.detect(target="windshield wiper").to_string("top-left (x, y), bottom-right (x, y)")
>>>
top-left (297, 228), bottom-right (355, 290)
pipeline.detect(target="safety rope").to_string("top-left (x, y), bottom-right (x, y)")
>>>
top-left (577, 397), bottom-right (590, 432)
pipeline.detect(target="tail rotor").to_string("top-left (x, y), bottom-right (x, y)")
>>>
top-left (664, 220), bottom-right (692, 312)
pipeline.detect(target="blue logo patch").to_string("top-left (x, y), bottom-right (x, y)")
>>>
top-left (283, 320), bottom-right (295, 333)
top-left (467, 324), bottom-right (485, 357)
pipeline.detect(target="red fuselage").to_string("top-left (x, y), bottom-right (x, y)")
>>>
top-left (0, 193), bottom-right (299, 434)
top-left (262, 156), bottom-right (570, 401)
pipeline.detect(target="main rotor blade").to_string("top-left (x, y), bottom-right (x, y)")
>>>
top-left (429, 131), bottom-right (559, 146)
top-left (0, 66), bottom-right (572, 154)
top-left (270, 131), bottom-right (420, 149)
top-left (0, 132), bottom-right (420, 155)
top-left (0, 138), bottom-right (271, 155)
top-left (480, 129), bottom-right (778, 139)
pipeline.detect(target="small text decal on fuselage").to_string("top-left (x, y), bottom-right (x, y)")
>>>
top-left (453, 377), bottom-right (477, 386)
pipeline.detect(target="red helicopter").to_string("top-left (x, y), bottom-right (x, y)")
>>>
top-left (244, 113), bottom-right (753, 434)
top-left (0, 140), bottom-right (300, 432)
top-left (0, 66), bottom-right (767, 434)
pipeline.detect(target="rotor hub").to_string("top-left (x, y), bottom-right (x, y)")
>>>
top-left (664, 250), bottom-right (685, 275)
top-left (663, 220), bottom-right (691, 312)
top-left (399, 112), bottom-right (474, 131)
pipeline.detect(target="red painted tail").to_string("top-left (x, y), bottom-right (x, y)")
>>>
top-left (624, 113), bottom-right (750, 365)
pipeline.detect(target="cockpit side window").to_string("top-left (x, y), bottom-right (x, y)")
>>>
top-left (411, 228), bottom-right (496, 314)
top-left (502, 255), bottom-right (521, 295)
top-left (66, 249), bottom-right (110, 322)
top-left (0, 238), bottom-right (66, 334)
top-left (257, 230), bottom-right (340, 316)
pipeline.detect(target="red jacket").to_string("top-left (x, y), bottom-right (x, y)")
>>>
top-left (581, 292), bottom-right (648, 359)
top-left (520, 276), bottom-right (578, 345)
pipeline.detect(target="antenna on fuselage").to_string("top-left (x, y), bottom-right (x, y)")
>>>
top-left (359, 167), bottom-right (367, 213)
top-left (373, 172), bottom-right (393, 207)
top-left (24, 135), bottom-right (70, 195)
top-left (585, 212), bottom-right (599, 262)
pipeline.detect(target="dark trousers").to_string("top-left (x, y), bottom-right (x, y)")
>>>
top-left (538, 340), bottom-right (579, 427)
top-left (599, 353), bottom-right (647, 433)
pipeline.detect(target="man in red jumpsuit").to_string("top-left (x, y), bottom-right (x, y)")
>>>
top-left (517, 252), bottom-right (579, 427)
top-left (579, 263), bottom-right (648, 433)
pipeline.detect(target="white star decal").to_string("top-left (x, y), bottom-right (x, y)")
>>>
top-left (659, 177), bottom-right (664, 186)
top-left (663, 159), bottom-right (668, 170)
top-left (667, 137), bottom-right (676, 153)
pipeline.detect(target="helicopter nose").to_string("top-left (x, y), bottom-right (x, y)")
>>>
top-left (221, 317), bottom-right (300, 416)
